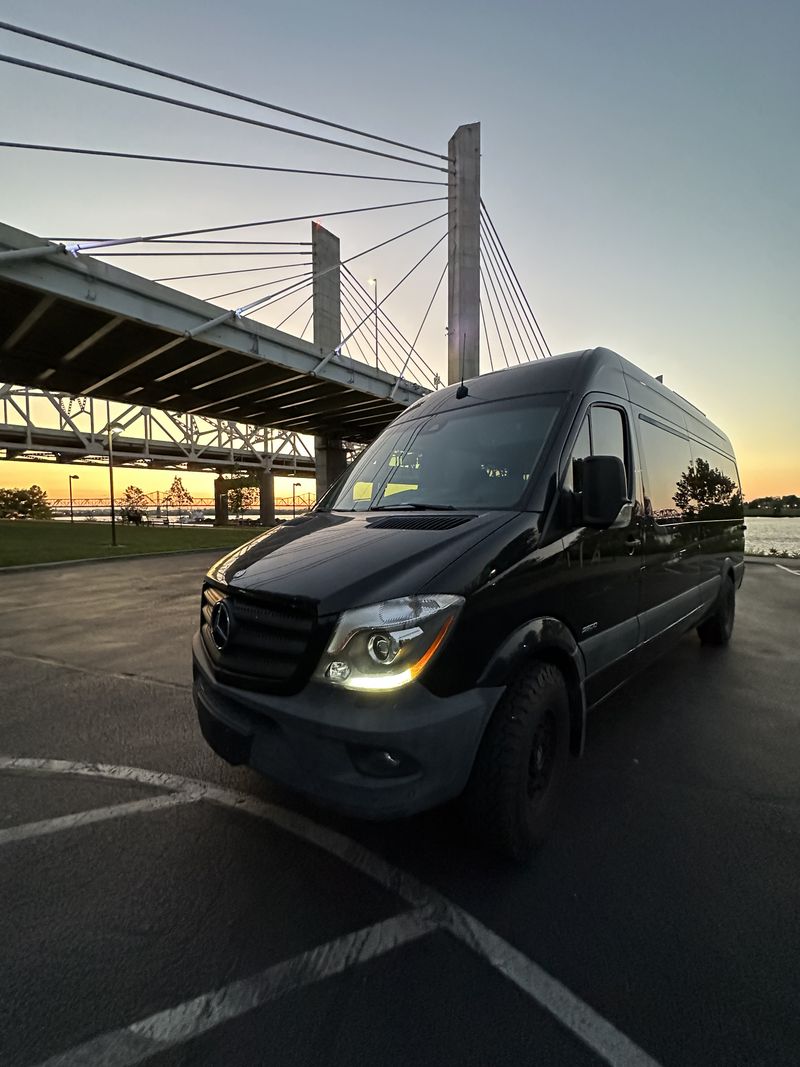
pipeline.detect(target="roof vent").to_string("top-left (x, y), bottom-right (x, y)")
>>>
top-left (366, 514), bottom-right (475, 531)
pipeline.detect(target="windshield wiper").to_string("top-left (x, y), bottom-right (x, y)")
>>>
top-left (370, 502), bottom-right (457, 511)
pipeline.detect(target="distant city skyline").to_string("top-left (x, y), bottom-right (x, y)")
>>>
top-left (1, 0), bottom-right (798, 499)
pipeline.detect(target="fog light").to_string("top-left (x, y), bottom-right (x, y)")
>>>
top-left (348, 745), bottom-right (419, 778)
top-left (326, 660), bottom-right (351, 682)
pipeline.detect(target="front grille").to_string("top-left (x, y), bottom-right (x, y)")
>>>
top-left (200, 584), bottom-right (322, 694)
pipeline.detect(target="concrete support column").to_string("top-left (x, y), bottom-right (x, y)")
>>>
top-left (257, 469), bottom-right (276, 526)
top-left (213, 474), bottom-right (229, 526)
top-left (312, 222), bottom-right (348, 499)
top-left (314, 436), bottom-right (349, 502)
top-left (312, 222), bottom-right (341, 358)
top-left (447, 122), bottom-right (481, 385)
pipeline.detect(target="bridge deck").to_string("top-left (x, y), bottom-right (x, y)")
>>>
top-left (0, 223), bottom-right (427, 442)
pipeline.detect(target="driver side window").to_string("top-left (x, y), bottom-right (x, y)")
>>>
top-left (561, 405), bottom-right (629, 521)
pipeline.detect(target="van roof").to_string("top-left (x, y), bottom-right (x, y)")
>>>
top-left (398, 348), bottom-right (734, 457)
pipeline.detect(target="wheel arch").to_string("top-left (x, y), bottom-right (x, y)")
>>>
top-left (478, 616), bottom-right (587, 757)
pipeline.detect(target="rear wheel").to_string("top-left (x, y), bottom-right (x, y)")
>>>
top-left (697, 575), bottom-right (735, 646)
top-left (463, 662), bottom-right (570, 861)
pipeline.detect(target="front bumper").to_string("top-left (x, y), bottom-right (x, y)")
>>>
top-left (192, 632), bottom-right (501, 819)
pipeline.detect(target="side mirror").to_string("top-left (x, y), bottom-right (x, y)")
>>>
top-left (582, 455), bottom-right (628, 528)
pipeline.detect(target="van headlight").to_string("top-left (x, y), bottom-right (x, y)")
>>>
top-left (316, 594), bottom-right (463, 692)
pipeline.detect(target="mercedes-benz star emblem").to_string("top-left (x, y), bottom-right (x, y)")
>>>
top-left (210, 600), bottom-right (232, 650)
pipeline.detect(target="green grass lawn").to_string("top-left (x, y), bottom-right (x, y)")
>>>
top-left (0, 519), bottom-right (268, 567)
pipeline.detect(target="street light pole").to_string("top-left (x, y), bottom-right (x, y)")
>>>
top-left (368, 278), bottom-right (378, 369)
top-left (293, 481), bottom-right (301, 519)
top-left (68, 474), bottom-right (79, 523)
top-left (108, 428), bottom-right (117, 547)
top-left (105, 408), bottom-right (124, 547)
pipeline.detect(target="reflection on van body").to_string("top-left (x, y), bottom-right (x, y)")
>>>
top-left (192, 348), bottom-right (744, 858)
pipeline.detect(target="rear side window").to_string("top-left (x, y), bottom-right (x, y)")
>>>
top-left (685, 444), bottom-right (744, 520)
top-left (638, 418), bottom-right (694, 523)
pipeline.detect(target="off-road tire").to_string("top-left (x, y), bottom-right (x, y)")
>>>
top-left (463, 661), bottom-right (570, 861)
top-left (697, 575), bottom-right (735, 646)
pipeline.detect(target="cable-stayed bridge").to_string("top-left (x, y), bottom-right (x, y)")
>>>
top-left (0, 19), bottom-right (551, 522)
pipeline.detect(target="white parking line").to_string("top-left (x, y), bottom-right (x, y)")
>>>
top-left (1, 757), bottom-right (663, 1067)
top-left (35, 909), bottom-right (437, 1067)
top-left (0, 792), bottom-right (199, 847)
top-left (775, 564), bottom-right (800, 577)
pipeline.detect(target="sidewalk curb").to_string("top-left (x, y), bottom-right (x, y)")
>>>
top-left (0, 547), bottom-right (229, 575)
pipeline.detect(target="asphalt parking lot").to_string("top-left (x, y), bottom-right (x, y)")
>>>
top-left (1, 554), bottom-right (798, 1066)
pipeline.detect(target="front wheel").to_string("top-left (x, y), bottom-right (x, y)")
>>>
top-left (463, 661), bottom-right (570, 861)
top-left (697, 576), bottom-right (735, 646)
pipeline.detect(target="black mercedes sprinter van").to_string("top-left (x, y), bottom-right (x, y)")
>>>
top-left (193, 348), bottom-right (745, 858)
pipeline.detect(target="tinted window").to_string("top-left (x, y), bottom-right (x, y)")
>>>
top-left (591, 406), bottom-right (627, 478)
top-left (686, 444), bottom-right (744, 520)
top-left (326, 396), bottom-right (563, 511)
top-left (638, 418), bottom-right (694, 523)
top-left (563, 415), bottom-right (590, 493)
top-left (563, 406), bottom-right (628, 490)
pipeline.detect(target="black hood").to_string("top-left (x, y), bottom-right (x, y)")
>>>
top-left (207, 510), bottom-right (516, 616)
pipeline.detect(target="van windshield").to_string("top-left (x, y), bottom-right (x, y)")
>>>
top-left (324, 395), bottom-right (564, 512)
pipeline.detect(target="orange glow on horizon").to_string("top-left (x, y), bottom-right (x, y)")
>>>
top-left (0, 455), bottom-right (796, 504)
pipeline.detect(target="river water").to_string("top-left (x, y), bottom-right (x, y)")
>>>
top-left (745, 516), bottom-right (800, 555)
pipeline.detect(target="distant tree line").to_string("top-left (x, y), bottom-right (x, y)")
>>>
top-left (745, 494), bottom-right (800, 515)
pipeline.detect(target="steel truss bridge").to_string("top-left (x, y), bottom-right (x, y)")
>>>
top-left (0, 383), bottom-right (315, 476)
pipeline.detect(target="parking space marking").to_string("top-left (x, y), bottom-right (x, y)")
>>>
top-left (35, 909), bottom-right (437, 1067)
top-left (775, 564), bottom-right (800, 577)
top-left (0, 791), bottom-right (199, 847)
top-left (2, 757), bottom-right (663, 1067)
top-left (0, 648), bottom-right (190, 691)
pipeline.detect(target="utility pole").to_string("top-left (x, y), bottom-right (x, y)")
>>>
top-left (447, 122), bottom-right (481, 385)
top-left (312, 222), bottom-right (348, 501)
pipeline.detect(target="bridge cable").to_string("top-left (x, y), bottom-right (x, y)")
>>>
top-left (480, 216), bottom-right (544, 359)
top-left (0, 53), bottom-right (448, 172)
top-left (340, 290), bottom-right (405, 376)
top-left (48, 238), bottom-right (313, 246)
top-left (341, 268), bottom-right (439, 383)
top-left (479, 298), bottom-right (495, 373)
top-left (336, 232), bottom-right (446, 358)
top-left (340, 298), bottom-right (387, 371)
top-left (209, 269), bottom-right (315, 303)
top-left (274, 291), bottom-right (315, 332)
top-left (238, 212), bottom-right (448, 319)
top-left (341, 275), bottom-right (435, 387)
top-left (394, 262), bottom-right (447, 389)
top-left (480, 246), bottom-right (524, 364)
top-left (88, 250), bottom-right (315, 257)
top-left (154, 262), bottom-right (313, 282)
top-left (0, 142), bottom-right (446, 185)
top-left (0, 23), bottom-right (446, 161)
top-left (299, 310), bottom-right (314, 341)
top-left (54, 197), bottom-right (447, 252)
top-left (209, 202), bottom-right (448, 306)
top-left (341, 276), bottom-right (420, 373)
top-left (480, 274), bottom-right (510, 368)
top-left (480, 225), bottom-right (539, 360)
top-left (480, 202), bottom-right (552, 357)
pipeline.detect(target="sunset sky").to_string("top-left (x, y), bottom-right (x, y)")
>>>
top-left (1, 0), bottom-right (797, 502)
